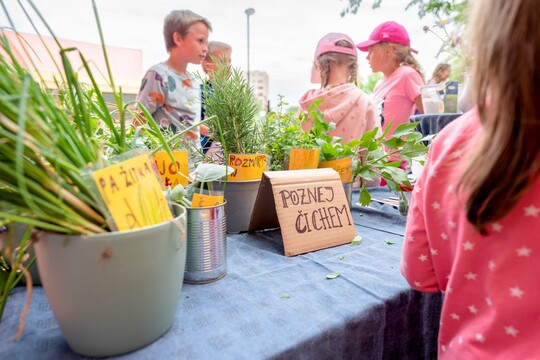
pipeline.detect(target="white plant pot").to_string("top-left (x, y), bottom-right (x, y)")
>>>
top-left (33, 208), bottom-right (187, 357)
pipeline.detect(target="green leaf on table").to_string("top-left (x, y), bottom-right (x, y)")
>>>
top-left (359, 188), bottom-right (371, 206)
top-left (351, 235), bottom-right (363, 246)
top-left (385, 240), bottom-right (396, 245)
top-left (279, 293), bottom-right (290, 299)
top-left (326, 272), bottom-right (340, 280)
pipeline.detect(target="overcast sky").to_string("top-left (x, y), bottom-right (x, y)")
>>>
top-left (1, 0), bottom-right (446, 109)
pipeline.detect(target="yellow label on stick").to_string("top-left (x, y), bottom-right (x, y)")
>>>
top-left (91, 154), bottom-right (173, 231)
top-left (191, 193), bottom-right (225, 208)
top-left (288, 148), bottom-right (320, 170)
top-left (152, 150), bottom-right (189, 188)
top-left (228, 153), bottom-right (267, 181)
top-left (319, 157), bottom-right (353, 183)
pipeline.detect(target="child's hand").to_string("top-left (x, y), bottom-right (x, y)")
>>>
top-left (184, 131), bottom-right (199, 140)
top-left (200, 124), bottom-right (210, 136)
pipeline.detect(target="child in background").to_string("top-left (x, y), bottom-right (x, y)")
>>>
top-left (136, 9), bottom-right (211, 142)
top-left (200, 41), bottom-right (232, 153)
top-left (427, 63), bottom-right (451, 85)
top-left (298, 33), bottom-right (378, 145)
top-left (356, 21), bottom-right (424, 135)
top-left (402, 0), bottom-right (540, 357)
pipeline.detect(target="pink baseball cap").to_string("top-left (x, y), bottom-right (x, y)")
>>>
top-left (314, 33), bottom-right (358, 58)
top-left (356, 21), bottom-right (418, 53)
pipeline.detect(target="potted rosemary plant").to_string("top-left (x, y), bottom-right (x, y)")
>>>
top-left (201, 61), bottom-right (266, 233)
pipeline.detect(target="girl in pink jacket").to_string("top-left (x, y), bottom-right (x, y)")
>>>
top-left (299, 33), bottom-right (378, 145)
top-left (402, 0), bottom-right (540, 358)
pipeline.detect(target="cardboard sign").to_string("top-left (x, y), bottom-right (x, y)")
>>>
top-left (319, 157), bottom-right (353, 183)
top-left (191, 193), bottom-right (225, 208)
top-left (152, 150), bottom-right (189, 188)
top-left (288, 148), bottom-right (320, 170)
top-left (249, 168), bottom-right (356, 256)
top-left (92, 154), bottom-right (173, 231)
top-left (228, 153), bottom-right (267, 181)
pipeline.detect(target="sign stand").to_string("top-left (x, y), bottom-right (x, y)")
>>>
top-left (249, 168), bottom-right (357, 256)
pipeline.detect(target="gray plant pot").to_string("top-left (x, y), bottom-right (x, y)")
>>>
top-left (33, 208), bottom-right (187, 357)
top-left (213, 180), bottom-right (261, 233)
top-left (180, 202), bottom-right (227, 284)
top-left (343, 182), bottom-right (353, 208)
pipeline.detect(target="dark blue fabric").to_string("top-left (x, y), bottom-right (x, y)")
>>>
top-left (0, 189), bottom-right (442, 359)
top-left (410, 113), bottom-right (462, 145)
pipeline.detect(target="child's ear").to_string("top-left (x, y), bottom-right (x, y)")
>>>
top-left (173, 32), bottom-right (183, 47)
top-left (202, 61), bottom-right (210, 74)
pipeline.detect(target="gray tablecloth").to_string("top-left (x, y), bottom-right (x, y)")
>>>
top-left (0, 188), bottom-right (442, 360)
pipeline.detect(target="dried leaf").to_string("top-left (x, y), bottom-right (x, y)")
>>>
top-left (351, 235), bottom-right (362, 246)
top-left (326, 272), bottom-right (340, 280)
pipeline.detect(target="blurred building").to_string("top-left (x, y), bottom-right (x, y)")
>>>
top-left (3, 30), bottom-right (142, 103)
top-left (248, 70), bottom-right (269, 111)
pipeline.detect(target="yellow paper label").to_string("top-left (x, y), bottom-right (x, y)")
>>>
top-left (92, 154), bottom-right (173, 231)
top-left (319, 157), bottom-right (353, 183)
top-left (191, 193), bottom-right (225, 208)
top-left (152, 150), bottom-right (189, 188)
top-left (288, 148), bottom-right (320, 170)
top-left (228, 153), bottom-right (267, 181)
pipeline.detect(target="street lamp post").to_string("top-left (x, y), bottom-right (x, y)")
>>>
top-left (245, 8), bottom-right (255, 85)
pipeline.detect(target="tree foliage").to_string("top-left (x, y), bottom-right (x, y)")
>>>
top-left (341, 0), bottom-right (468, 19)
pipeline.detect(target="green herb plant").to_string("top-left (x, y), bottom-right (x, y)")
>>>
top-left (353, 122), bottom-right (431, 206)
top-left (262, 95), bottom-right (318, 171)
top-left (304, 101), bottom-right (430, 207)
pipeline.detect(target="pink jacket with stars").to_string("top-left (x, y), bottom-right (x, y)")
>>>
top-left (402, 109), bottom-right (540, 359)
top-left (299, 84), bottom-right (379, 145)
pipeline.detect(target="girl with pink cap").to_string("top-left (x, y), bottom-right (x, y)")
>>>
top-left (298, 33), bottom-right (379, 145)
top-left (357, 21), bottom-right (425, 136)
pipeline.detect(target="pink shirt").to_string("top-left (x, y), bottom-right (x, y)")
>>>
top-left (374, 66), bottom-right (423, 136)
top-left (299, 84), bottom-right (379, 144)
top-left (402, 109), bottom-right (540, 358)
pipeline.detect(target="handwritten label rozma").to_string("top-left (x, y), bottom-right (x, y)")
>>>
top-left (228, 153), bottom-right (267, 181)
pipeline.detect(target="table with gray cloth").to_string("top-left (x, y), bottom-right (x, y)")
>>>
top-left (410, 113), bottom-right (462, 144)
top-left (0, 188), bottom-right (443, 360)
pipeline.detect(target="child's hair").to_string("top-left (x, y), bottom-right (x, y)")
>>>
top-left (431, 63), bottom-right (451, 83)
top-left (317, 40), bottom-right (358, 88)
top-left (458, 0), bottom-right (540, 233)
top-left (205, 41), bottom-right (232, 60)
top-left (163, 10), bottom-right (212, 51)
top-left (380, 42), bottom-right (424, 81)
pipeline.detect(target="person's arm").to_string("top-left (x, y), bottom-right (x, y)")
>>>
top-left (414, 94), bottom-right (424, 114)
top-left (135, 69), bottom-right (162, 126)
top-left (458, 75), bottom-right (475, 113)
top-left (401, 150), bottom-right (440, 293)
